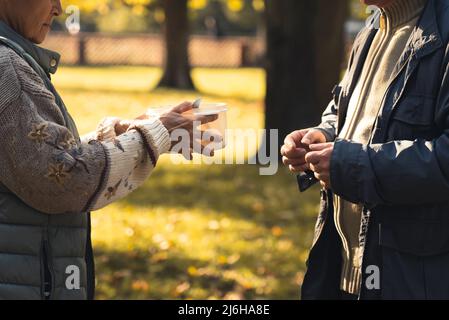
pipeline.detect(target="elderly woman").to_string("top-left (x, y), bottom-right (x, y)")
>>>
top-left (0, 0), bottom-right (216, 300)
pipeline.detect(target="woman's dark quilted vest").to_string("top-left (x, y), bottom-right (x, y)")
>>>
top-left (0, 30), bottom-right (95, 300)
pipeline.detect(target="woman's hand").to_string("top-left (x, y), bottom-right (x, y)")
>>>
top-left (158, 102), bottom-right (218, 158)
top-left (111, 101), bottom-right (218, 159)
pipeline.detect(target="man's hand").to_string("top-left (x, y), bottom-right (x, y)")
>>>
top-left (305, 142), bottom-right (334, 189)
top-left (281, 129), bottom-right (327, 173)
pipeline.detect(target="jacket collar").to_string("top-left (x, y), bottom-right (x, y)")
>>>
top-left (394, 0), bottom-right (442, 68)
top-left (0, 20), bottom-right (60, 75)
top-left (380, 0), bottom-right (442, 84)
top-left (408, 0), bottom-right (442, 59)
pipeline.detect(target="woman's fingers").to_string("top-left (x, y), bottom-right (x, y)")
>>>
top-left (161, 107), bottom-right (222, 158)
top-left (115, 119), bottom-right (132, 135)
top-left (171, 101), bottom-right (193, 114)
top-left (195, 114), bottom-right (219, 124)
top-left (200, 130), bottom-right (223, 143)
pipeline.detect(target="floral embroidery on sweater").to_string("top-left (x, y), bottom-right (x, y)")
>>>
top-left (104, 179), bottom-right (122, 200)
top-left (113, 138), bottom-right (125, 152)
top-left (45, 162), bottom-right (71, 186)
top-left (133, 149), bottom-right (144, 169)
top-left (28, 122), bottom-right (50, 144)
top-left (58, 131), bottom-right (77, 150)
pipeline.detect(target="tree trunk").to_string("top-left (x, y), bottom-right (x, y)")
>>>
top-left (264, 0), bottom-right (348, 150)
top-left (158, 0), bottom-right (194, 89)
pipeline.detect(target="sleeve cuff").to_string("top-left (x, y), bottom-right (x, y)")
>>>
top-left (85, 127), bottom-right (160, 212)
top-left (128, 118), bottom-right (171, 161)
top-left (312, 126), bottom-right (336, 143)
top-left (330, 138), bottom-right (365, 203)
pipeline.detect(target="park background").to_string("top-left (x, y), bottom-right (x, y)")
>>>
top-left (49, 0), bottom-right (369, 299)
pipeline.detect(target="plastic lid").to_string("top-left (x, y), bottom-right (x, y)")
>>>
top-left (150, 103), bottom-right (228, 116)
top-left (193, 103), bottom-right (228, 116)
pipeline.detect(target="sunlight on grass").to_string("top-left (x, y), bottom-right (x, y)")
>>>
top-left (53, 66), bottom-right (265, 101)
top-left (91, 165), bottom-right (320, 299)
top-left (53, 66), bottom-right (319, 300)
top-left (192, 68), bottom-right (266, 101)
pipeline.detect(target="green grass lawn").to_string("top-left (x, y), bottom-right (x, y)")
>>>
top-left (53, 66), bottom-right (320, 300)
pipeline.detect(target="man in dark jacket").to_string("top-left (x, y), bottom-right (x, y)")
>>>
top-left (281, 0), bottom-right (449, 299)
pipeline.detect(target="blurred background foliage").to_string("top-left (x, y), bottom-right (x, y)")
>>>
top-left (60, 0), bottom-right (265, 34)
top-left (59, 0), bottom-right (368, 35)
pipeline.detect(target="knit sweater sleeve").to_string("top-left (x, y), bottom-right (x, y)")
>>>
top-left (0, 48), bottom-right (170, 214)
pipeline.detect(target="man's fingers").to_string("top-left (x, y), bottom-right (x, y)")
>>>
top-left (301, 130), bottom-right (315, 145)
top-left (281, 144), bottom-right (307, 158)
top-left (289, 165), bottom-right (302, 173)
top-left (310, 163), bottom-right (322, 174)
top-left (289, 163), bottom-right (310, 173)
top-left (282, 156), bottom-right (306, 166)
top-left (309, 163), bottom-right (318, 173)
top-left (172, 101), bottom-right (193, 114)
top-left (283, 129), bottom-right (310, 150)
top-left (305, 151), bottom-right (322, 165)
top-left (309, 160), bottom-right (329, 173)
top-left (314, 172), bottom-right (325, 181)
top-left (301, 129), bottom-right (325, 145)
top-left (313, 172), bottom-right (330, 184)
top-left (280, 144), bottom-right (291, 157)
top-left (309, 142), bottom-right (333, 151)
top-left (313, 172), bottom-right (329, 185)
top-left (283, 135), bottom-right (297, 149)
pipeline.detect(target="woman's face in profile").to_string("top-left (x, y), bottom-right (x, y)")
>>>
top-left (1, 0), bottom-right (62, 44)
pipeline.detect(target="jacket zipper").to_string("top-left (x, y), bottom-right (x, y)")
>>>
top-left (357, 206), bottom-right (370, 299)
top-left (332, 194), bottom-right (351, 263)
top-left (41, 234), bottom-right (53, 300)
